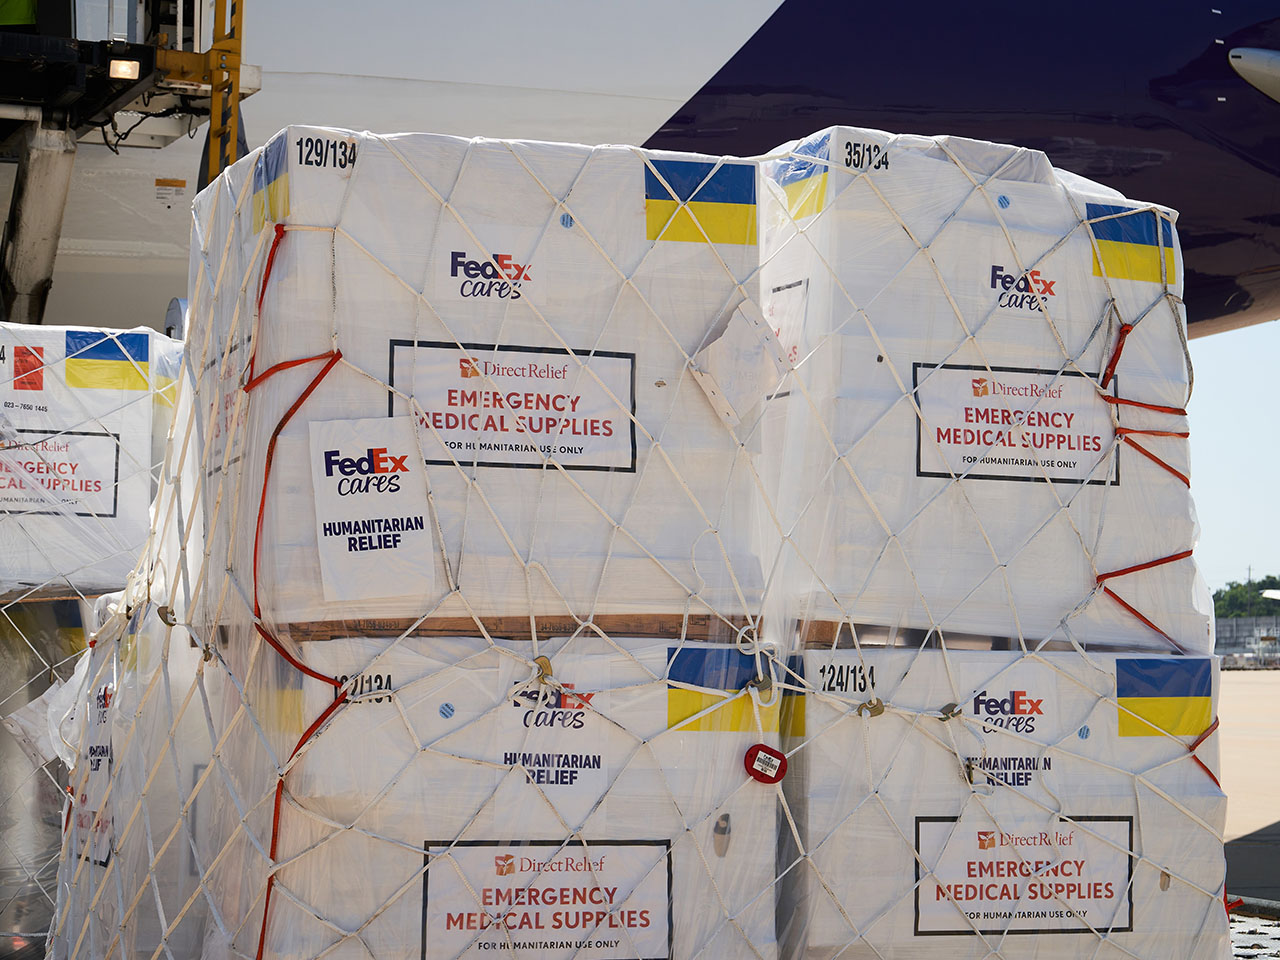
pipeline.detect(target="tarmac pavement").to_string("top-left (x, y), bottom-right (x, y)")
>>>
top-left (1220, 671), bottom-right (1280, 901)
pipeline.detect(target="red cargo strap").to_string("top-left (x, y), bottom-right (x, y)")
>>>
top-left (1101, 323), bottom-right (1133, 389)
top-left (245, 346), bottom-right (346, 960)
top-left (1095, 550), bottom-right (1195, 653)
top-left (1096, 550), bottom-right (1194, 584)
top-left (254, 224), bottom-right (285, 317)
top-left (1188, 717), bottom-right (1222, 789)
top-left (1099, 393), bottom-right (1187, 417)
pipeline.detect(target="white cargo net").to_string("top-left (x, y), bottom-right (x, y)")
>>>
top-left (21, 126), bottom-right (1231, 960)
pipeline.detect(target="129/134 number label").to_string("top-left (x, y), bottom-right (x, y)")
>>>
top-left (296, 136), bottom-right (357, 170)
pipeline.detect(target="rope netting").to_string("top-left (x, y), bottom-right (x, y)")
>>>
top-left (0, 124), bottom-right (1230, 960)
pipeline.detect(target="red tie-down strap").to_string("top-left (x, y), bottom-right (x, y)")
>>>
top-left (236, 346), bottom-right (346, 960)
top-left (1099, 394), bottom-right (1190, 485)
top-left (1114, 428), bottom-right (1190, 487)
top-left (245, 222), bottom-right (289, 387)
top-left (1095, 550), bottom-right (1194, 653)
top-left (1101, 323), bottom-right (1134, 389)
top-left (1187, 717), bottom-right (1222, 789)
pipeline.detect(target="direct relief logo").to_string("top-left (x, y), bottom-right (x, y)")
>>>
top-left (977, 831), bottom-right (996, 850)
top-left (495, 855), bottom-right (515, 876)
top-left (990, 265), bottom-right (1056, 310)
top-left (449, 251), bottom-right (531, 300)
top-left (459, 357), bottom-right (480, 378)
top-left (972, 378), bottom-right (990, 397)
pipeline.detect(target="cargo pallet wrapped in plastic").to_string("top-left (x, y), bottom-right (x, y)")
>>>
top-left (0, 323), bottom-right (183, 599)
top-left (753, 126), bottom-right (1211, 652)
top-left (189, 126), bottom-right (764, 630)
top-left (227, 633), bottom-right (791, 960)
top-left (162, 127), bottom-right (783, 960)
top-left (40, 123), bottom-right (1231, 960)
top-left (779, 649), bottom-right (1227, 959)
top-left (0, 322), bottom-right (183, 958)
top-left (748, 128), bottom-right (1227, 960)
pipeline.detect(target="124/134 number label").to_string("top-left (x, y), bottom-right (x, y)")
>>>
top-left (817, 661), bottom-right (876, 693)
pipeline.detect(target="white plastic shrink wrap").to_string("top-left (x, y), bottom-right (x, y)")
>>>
top-left (205, 635), bottom-right (792, 960)
top-left (187, 126), bottom-right (763, 628)
top-left (754, 127), bottom-right (1212, 652)
top-left (39, 124), bottom-right (1230, 960)
top-left (0, 324), bottom-right (183, 598)
top-left (780, 650), bottom-right (1227, 960)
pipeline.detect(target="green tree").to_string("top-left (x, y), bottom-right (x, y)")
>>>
top-left (1213, 575), bottom-right (1280, 618)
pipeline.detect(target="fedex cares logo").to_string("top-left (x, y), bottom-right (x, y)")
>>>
top-left (450, 250), bottom-right (531, 300)
top-left (322, 446), bottom-right (409, 496)
top-left (511, 682), bottom-right (595, 729)
top-left (972, 689), bottom-right (1044, 733)
top-left (990, 265), bottom-right (1056, 310)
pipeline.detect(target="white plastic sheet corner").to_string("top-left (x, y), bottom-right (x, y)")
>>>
top-left (692, 300), bottom-right (789, 429)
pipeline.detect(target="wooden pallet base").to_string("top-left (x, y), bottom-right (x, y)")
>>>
top-left (286, 612), bottom-right (754, 643)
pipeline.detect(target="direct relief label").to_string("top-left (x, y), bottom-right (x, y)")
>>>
top-left (914, 815), bottom-right (1133, 935)
top-left (422, 839), bottom-right (671, 960)
top-left (914, 364), bottom-right (1118, 485)
top-left (0, 430), bottom-right (120, 516)
top-left (308, 416), bottom-right (434, 602)
top-left (389, 341), bottom-right (637, 472)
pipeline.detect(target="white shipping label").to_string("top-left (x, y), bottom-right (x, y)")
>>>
top-left (423, 840), bottom-right (671, 960)
top-left (914, 364), bottom-right (1118, 485)
top-left (72, 672), bottom-right (115, 867)
top-left (308, 416), bottom-right (434, 602)
top-left (915, 816), bottom-right (1133, 935)
top-left (390, 341), bottom-right (636, 471)
top-left (0, 430), bottom-right (120, 516)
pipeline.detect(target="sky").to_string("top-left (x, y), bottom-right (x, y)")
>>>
top-left (1187, 319), bottom-right (1280, 592)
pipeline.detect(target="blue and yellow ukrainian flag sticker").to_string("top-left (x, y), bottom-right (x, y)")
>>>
top-left (1116, 657), bottom-right (1212, 737)
top-left (667, 646), bottom-right (804, 735)
top-left (1087, 202), bottom-right (1177, 285)
top-left (644, 158), bottom-right (756, 246)
top-left (252, 134), bottom-right (290, 232)
top-left (64, 330), bottom-right (149, 391)
top-left (770, 130), bottom-right (831, 220)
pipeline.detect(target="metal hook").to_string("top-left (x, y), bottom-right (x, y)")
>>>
top-left (856, 697), bottom-right (885, 718)
top-left (533, 656), bottom-right (553, 683)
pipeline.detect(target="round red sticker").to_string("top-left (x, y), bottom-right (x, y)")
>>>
top-left (744, 743), bottom-right (787, 784)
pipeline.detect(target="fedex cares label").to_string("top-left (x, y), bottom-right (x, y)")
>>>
top-left (914, 364), bottom-right (1118, 485)
top-left (307, 416), bottom-right (433, 603)
top-left (389, 341), bottom-right (637, 472)
top-left (423, 839), bottom-right (671, 960)
top-left (915, 816), bottom-right (1133, 935)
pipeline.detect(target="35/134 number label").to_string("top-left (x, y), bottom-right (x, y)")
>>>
top-left (844, 140), bottom-right (889, 171)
